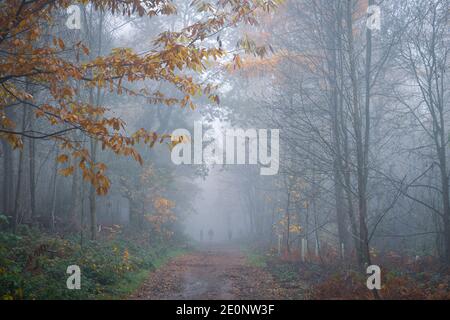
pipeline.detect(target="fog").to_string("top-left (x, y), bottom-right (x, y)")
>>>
top-left (185, 168), bottom-right (246, 243)
top-left (1, 0), bottom-right (450, 300)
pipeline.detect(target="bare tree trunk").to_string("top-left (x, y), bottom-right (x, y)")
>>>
top-left (89, 92), bottom-right (98, 240)
top-left (2, 139), bottom-right (13, 220)
top-left (88, 171), bottom-right (97, 240)
top-left (50, 159), bottom-right (58, 232)
top-left (346, 0), bottom-right (371, 267)
top-left (285, 191), bottom-right (291, 254)
top-left (438, 144), bottom-right (450, 264)
top-left (328, 1), bottom-right (350, 255)
top-left (87, 8), bottom-right (104, 241)
top-left (361, 0), bottom-right (374, 268)
top-left (28, 110), bottom-right (36, 219)
top-left (69, 158), bottom-right (81, 231)
top-left (12, 109), bottom-right (27, 232)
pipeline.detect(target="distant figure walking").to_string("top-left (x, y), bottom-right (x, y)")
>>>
top-left (199, 229), bottom-right (204, 242)
top-left (228, 229), bottom-right (233, 241)
top-left (208, 229), bottom-right (214, 242)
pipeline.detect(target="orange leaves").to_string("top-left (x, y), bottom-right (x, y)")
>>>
top-left (121, 147), bottom-right (144, 165)
top-left (59, 166), bottom-right (74, 177)
top-left (56, 154), bottom-right (69, 164)
top-left (180, 95), bottom-right (191, 108)
top-left (1, 133), bottom-right (23, 150)
top-left (58, 38), bottom-right (65, 50)
top-left (95, 175), bottom-right (111, 196)
top-left (81, 45), bottom-right (90, 56)
top-left (80, 162), bottom-right (111, 195)
top-left (0, 0), bottom-right (282, 196)
top-left (154, 197), bottom-right (175, 211)
top-left (131, 149), bottom-right (143, 166)
top-left (56, 143), bottom-right (112, 195)
top-left (310, 269), bottom-right (450, 300)
top-left (0, 115), bottom-right (15, 129)
top-left (145, 196), bottom-right (177, 239)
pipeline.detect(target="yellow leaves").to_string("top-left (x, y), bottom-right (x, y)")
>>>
top-left (123, 249), bottom-right (129, 263)
top-left (59, 166), bottom-right (74, 177)
top-left (154, 197), bottom-right (175, 210)
top-left (289, 224), bottom-right (302, 234)
top-left (145, 196), bottom-right (177, 239)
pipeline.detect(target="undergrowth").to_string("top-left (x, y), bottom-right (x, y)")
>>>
top-left (0, 225), bottom-right (188, 300)
top-left (244, 245), bottom-right (450, 299)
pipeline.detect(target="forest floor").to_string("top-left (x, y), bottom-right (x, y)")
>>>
top-left (130, 244), bottom-right (308, 300)
top-left (129, 242), bottom-right (450, 300)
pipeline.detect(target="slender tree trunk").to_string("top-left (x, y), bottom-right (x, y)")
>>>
top-left (50, 159), bottom-right (58, 232)
top-left (89, 130), bottom-right (98, 240)
top-left (2, 139), bottom-right (13, 219)
top-left (87, 9), bottom-right (104, 241)
top-left (346, 0), bottom-right (371, 267)
top-left (438, 147), bottom-right (450, 264)
top-left (28, 110), bottom-right (36, 219)
top-left (328, 1), bottom-right (350, 255)
top-left (69, 159), bottom-right (80, 231)
top-left (12, 109), bottom-right (27, 232)
top-left (437, 110), bottom-right (450, 264)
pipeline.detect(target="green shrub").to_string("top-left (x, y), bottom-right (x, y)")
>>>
top-left (0, 228), bottom-right (185, 299)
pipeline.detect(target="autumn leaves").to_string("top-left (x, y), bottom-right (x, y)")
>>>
top-left (0, 0), bottom-right (281, 195)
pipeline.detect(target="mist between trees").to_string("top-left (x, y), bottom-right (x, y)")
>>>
top-left (0, 0), bottom-right (449, 300)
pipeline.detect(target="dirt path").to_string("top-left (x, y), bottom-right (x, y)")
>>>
top-left (130, 245), bottom-right (293, 300)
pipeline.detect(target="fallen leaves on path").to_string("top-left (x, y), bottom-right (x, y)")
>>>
top-left (130, 247), bottom-right (294, 300)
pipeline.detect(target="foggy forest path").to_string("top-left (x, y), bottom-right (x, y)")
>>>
top-left (130, 244), bottom-right (295, 300)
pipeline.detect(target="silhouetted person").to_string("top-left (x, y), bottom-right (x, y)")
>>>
top-left (208, 229), bottom-right (214, 242)
top-left (199, 229), bottom-right (204, 241)
top-left (228, 229), bottom-right (232, 241)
